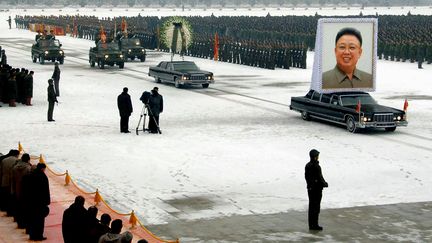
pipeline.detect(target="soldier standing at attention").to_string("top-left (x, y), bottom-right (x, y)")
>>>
top-left (47, 79), bottom-right (57, 122)
top-left (51, 62), bottom-right (61, 97)
top-left (7, 16), bottom-right (11, 29)
top-left (305, 149), bottom-right (328, 231)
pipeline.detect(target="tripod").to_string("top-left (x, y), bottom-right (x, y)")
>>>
top-left (135, 104), bottom-right (162, 135)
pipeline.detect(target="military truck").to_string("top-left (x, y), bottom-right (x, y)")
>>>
top-left (31, 37), bottom-right (65, 64)
top-left (119, 37), bottom-right (146, 62)
top-left (89, 41), bottom-right (125, 69)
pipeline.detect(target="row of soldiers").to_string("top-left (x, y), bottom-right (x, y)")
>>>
top-left (14, 13), bottom-right (432, 69)
top-left (182, 37), bottom-right (307, 69)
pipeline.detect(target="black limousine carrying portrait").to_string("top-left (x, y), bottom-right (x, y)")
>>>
top-left (290, 90), bottom-right (408, 133)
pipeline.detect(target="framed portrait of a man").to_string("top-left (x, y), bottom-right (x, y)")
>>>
top-left (311, 18), bottom-right (377, 93)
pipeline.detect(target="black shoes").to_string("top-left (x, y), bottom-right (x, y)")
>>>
top-left (30, 236), bottom-right (47, 241)
top-left (121, 130), bottom-right (131, 133)
top-left (309, 226), bottom-right (323, 231)
top-left (48, 119), bottom-right (55, 122)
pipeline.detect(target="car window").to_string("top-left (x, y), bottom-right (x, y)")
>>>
top-left (173, 62), bottom-right (199, 71)
top-left (311, 91), bottom-right (321, 101)
top-left (340, 95), bottom-right (377, 106)
top-left (330, 96), bottom-right (339, 105)
top-left (305, 90), bottom-right (314, 99)
top-left (160, 62), bottom-right (168, 69)
top-left (321, 94), bottom-right (331, 103)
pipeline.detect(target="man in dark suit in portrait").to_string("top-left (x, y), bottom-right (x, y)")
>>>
top-left (322, 27), bottom-right (373, 89)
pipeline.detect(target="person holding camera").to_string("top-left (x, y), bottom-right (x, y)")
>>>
top-left (148, 87), bottom-right (163, 133)
top-left (305, 149), bottom-right (328, 231)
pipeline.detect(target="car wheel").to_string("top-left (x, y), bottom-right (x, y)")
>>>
top-left (119, 62), bottom-right (124, 69)
top-left (174, 78), bottom-right (181, 88)
top-left (39, 56), bottom-right (45, 64)
top-left (385, 127), bottom-right (397, 132)
top-left (301, 111), bottom-right (310, 121)
top-left (346, 116), bottom-right (357, 133)
top-left (202, 83), bottom-right (209, 88)
top-left (32, 55), bottom-right (37, 63)
top-left (140, 56), bottom-right (145, 62)
top-left (90, 59), bottom-right (95, 67)
top-left (131, 57), bottom-right (135, 61)
top-left (59, 58), bottom-right (64, 64)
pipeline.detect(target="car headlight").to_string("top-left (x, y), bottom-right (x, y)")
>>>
top-left (362, 117), bottom-right (368, 122)
top-left (136, 42), bottom-right (140, 45)
top-left (397, 116), bottom-right (401, 121)
top-left (120, 54), bottom-right (124, 58)
top-left (59, 50), bottom-right (63, 54)
top-left (142, 49), bottom-right (145, 52)
top-left (128, 49), bottom-right (131, 53)
top-left (182, 76), bottom-right (189, 80)
top-left (44, 51), bottom-right (49, 54)
top-left (104, 54), bottom-right (109, 59)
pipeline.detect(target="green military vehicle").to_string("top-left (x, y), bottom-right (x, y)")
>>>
top-left (119, 37), bottom-right (146, 62)
top-left (31, 37), bottom-right (65, 64)
top-left (89, 41), bottom-right (125, 69)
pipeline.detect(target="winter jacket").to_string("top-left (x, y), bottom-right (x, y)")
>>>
top-left (47, 84), bottom-right (57, 103)
top-left (148, 91), bottom-right (163, 116)
top-left (1, 155), bottom-right (18, 191)
top-left (305, 160), bottom-right (328, 191)
top-left (117, 92), bottom-right (133, 117)
top-left (11, 160), bottom-right (32, 199)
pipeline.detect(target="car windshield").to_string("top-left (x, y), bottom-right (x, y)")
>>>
top-left (39, 40), bottom-right (60, 47)
top-left (123, 38), bottom-right (141, 46)
top-left (340, 95), bottom-right (377, 106)
top-left (173, 62), bottom-right (199, 71)
top-left (98, 42), bottom-right (119, 51)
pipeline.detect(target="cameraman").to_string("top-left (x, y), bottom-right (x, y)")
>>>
top-left (147, 87), bottom-right (163, 133)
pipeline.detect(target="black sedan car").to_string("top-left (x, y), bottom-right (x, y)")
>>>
top-left (290, 90), bottom-right (408, 133)
top-left (148, 61), bottom-right (214, 88)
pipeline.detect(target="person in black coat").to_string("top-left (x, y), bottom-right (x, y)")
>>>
top-left (25, 163), bottom-right (50, 241)
top-left (62, 195), bottom-right (87, 243)
top-left (23, 71), bottom-right (33, 106)
top-left (47, 79), bottom-right (58, 122)
top-left (51, 62), bottom-right (61, 96)
top-left (117, 87), bottom-right (133, 133)
top-left (305, 149), bottom-right (328, 231)
top-left (147, 87), bottom-right (163, 134)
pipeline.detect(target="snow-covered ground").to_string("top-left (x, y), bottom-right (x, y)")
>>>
top-left (1, 7), bottom-right (432, 227)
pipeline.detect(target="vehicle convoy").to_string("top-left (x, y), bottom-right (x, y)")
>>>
top-left (119, 37), bottom-right (146, 62)
top-left (148, 61), bottom-right (214, 88)
top-left (290, 90), bottom-right (408, 133)
top-left (89, 41), bottom-right (125, 69)
top-left (31, 36), bottom-right (65, 64)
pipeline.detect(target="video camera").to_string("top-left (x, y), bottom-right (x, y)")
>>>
top-left (140, 91), bottom-right (151, 104)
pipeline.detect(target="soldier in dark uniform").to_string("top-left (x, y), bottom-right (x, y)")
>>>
top-left (47, 79), bottom-right (57, 122)
top-left (7, 16), bottom-right (11, 29)
top-left (416, 44), bottom-right (425, 69)
top-left (305, 149), bottom-right (328, 231)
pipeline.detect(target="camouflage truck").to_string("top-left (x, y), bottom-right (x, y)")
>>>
top-left (119, 37), bottom-right (146, 62)
top-left (31, 37), bottom-right (65, 64)
top-left (89, 41), bottom-right (125, 69)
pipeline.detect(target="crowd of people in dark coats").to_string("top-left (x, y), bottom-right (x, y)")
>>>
top-left (62, 195), bottom-right (150, 243)
top-left (0, 47), bottom-right (35, 107)
top-left (0, 150), bottom-right (50, 241)
top-left (0, 150), bottom-right (151, 242)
